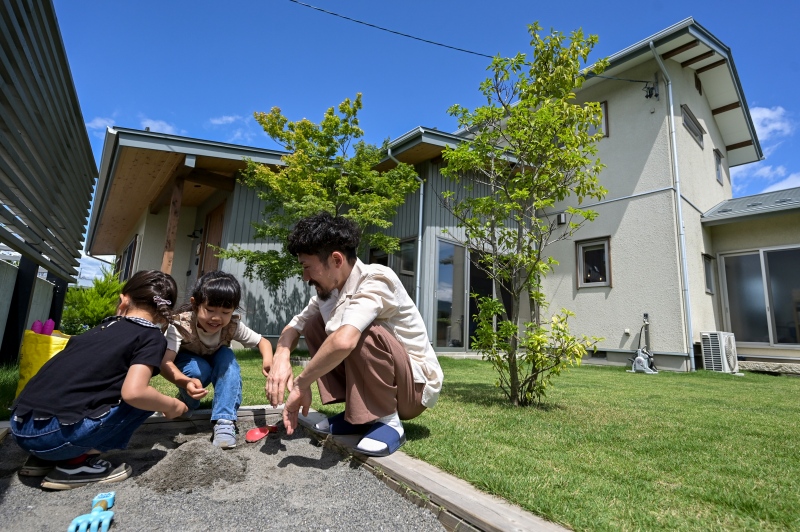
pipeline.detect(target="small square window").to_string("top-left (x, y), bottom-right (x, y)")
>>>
top-left (714, 149), bottom-right (724, 184)
top-left (400, 240), bottom-right (416, 274)
top-left (370, 248), bottom-right (389, 267)
top-left (587, 101), bottom-right (608, 138)
top-left (681, 104), bottom-right (705, 148)
top-left (577, 238), bottom-right (611, 288)
top-left (703, 254), bottom-right (715, 294)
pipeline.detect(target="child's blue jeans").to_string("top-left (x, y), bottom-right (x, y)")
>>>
top-left (174, 346), bottom-right (242, 422)
top-left (10, 402), bottom-right (153, 461)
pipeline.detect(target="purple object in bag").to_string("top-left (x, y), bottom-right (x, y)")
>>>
top-left (31, 320), bottom-right (44, 334)
top-left (42, 319), bottom-right (55, 336)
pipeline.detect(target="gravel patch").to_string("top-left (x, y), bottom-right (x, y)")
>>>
top-left (0, 418), bottom-right (444, 531)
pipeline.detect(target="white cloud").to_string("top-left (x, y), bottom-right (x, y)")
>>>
top-left (761, 172), bottom-right (800, 194)
top-left (85, 117), bottom-right (115, 130)
top-left (227, 128), bottom-right (257, 145)
top-left (210, 115), bottom-right (242, 125)
top-left (753, 165), bottom-right (787, 180)
top-left (750, 106), bottom-right (793, 142)
top-left (140, 118), bottom-right (178, 135)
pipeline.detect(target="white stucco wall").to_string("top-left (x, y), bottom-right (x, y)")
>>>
top-left (541, 58), bottom-right (694, 368)
top-left (544, 190), bottom-right (686, 355)
top-left (709, 212), bottom-right (800, 253)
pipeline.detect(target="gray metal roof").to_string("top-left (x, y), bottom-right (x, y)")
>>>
top-left (701, 187), bottom-right (800, 226)
top-left (0, 0), bottom-right (97, 281)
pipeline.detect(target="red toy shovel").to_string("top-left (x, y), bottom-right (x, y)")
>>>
top-left (245, 423), bottom-right (279, 443)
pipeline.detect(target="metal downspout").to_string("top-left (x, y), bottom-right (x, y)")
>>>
top-left (387, 147), bottom-right (424, 306)
top-left (650, 42), bottom-right (696, 371)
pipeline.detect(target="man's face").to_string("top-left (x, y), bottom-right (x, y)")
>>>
top-left (298, 253), bottom-right (337, 301)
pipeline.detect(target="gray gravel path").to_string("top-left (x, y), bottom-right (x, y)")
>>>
top-left (0, 418), bottom-right (444, 531)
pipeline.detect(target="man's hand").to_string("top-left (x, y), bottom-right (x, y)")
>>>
top-left (185, 379), bottom-right (208, 400)
top-left (283, 384), bottom-right (312, 436)
top-left (267, 355), bottom-right (294, 407)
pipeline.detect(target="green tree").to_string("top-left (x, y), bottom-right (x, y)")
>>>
top-left (61, 266), bottom-right (124, 335)
top-left (218, 94), bottom-right (420, 288)
top-left (440, 23), bottom-right (609, 406)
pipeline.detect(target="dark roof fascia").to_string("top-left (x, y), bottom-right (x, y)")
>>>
top-left (85, 127), bottom-right (289, 253)
top-left (111, 127), bottom-right (288, 165)
top-left (391, 126), bottom-right (464, 152)
top-left (378, 127), bottom-right (465, 166)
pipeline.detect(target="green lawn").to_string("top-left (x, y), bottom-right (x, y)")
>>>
top-left (4, 354), bottom-right (800, 530)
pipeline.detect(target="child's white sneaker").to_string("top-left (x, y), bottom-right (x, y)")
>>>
top-left (212, 420), bottom-right (237, 449)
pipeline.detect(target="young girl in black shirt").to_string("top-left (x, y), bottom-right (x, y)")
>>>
top-left (10, 270), bottom-right (188, 490)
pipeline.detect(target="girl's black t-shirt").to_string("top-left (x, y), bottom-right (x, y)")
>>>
top-left (12, 316), bottom-right (166, 424)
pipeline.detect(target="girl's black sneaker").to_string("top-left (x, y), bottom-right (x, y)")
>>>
top-left (40, 455), bottom-right (131, 490)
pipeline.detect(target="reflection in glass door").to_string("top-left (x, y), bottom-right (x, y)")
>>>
top-left (435, 241), bottom-right (466, 348)
top-left (765, 248), bottom-right (800, 344)
top-left (723, 248), bottom-right (800, 345)
top-left (723, 253), bottom-right (769, 343)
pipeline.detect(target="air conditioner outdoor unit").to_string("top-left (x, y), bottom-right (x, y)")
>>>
top-left (700, 331), bottom-right (739, 373)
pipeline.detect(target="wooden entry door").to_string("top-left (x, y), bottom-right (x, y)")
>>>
top-left (198, 202), bottom-right (225, 275)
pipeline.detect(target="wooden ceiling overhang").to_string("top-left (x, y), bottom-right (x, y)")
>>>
top-left (582, 17), bottom-right (762, 168)
top-left (86, 127), bottom-right (286, 256)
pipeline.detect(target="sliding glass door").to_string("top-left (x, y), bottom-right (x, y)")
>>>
top-left (721, 247), bottom-right (800, 346)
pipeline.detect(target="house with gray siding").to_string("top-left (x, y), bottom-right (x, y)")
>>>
top-left (86, 18), bottom-right (800, 369)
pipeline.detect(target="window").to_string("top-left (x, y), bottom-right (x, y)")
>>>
top-left (369, 248), bottom-right (389, 267)
top-left (117, 235), bottom-right (137, 281)
top-left (577, 238), bottom-right (610, 288)
top-left (714, 149), bottom-right (724, 184)
top-left (399, 240), bottom-right (416, 274)
top-left (587, 101), bottom-right (608, 137)
top-left (681, 104), bottom-right (705, 148)
top-left (703, 254), bottom-right (715, 294)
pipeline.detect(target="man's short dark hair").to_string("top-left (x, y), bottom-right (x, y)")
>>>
top-left (287, 212), bottom-right (360, 264)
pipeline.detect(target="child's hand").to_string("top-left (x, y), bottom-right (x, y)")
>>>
top-left (163, 399), bottom-right (189, 419)
top-left (185, 378), bottom-right (208, 400)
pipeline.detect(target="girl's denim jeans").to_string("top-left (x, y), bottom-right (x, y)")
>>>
top-left (10, 402), bottom-right (153, 461)
top-left (174, 346), bottom-right (242, 422)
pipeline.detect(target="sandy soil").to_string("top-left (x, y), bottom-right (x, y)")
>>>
top-left (0, 416), bottom-right (444, 531)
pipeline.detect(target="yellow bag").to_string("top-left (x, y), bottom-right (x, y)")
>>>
top-left (15, 329), bottom-right (71, 397)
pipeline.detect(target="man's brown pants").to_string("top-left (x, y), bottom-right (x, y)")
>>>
top-left (304, 314), bottom-right (425, 425)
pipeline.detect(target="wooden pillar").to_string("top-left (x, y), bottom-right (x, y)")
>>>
top-left (161, 176), bottom-right (185, 275)
top-left (159, 155), bottom-right (196, 274)
top-left (0, 256), bottom-right (38, 365)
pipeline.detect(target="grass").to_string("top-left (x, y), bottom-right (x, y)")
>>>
top-left (4, 354), bottom-right (800, 530)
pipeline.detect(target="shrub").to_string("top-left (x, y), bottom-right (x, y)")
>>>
top-left (61, 267), bottom-right (124, 335)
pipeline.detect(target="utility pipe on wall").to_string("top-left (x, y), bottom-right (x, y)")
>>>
top-left (650, 41), bottom-right (696, 371)
top-left (387, 147), bottom-right (424, 307)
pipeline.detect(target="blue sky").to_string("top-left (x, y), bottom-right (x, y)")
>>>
top-left (52, 1), bottom-right (799, 278)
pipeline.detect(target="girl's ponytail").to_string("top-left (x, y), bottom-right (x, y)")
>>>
top-left (121, 270), bottom-right (178, 323)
